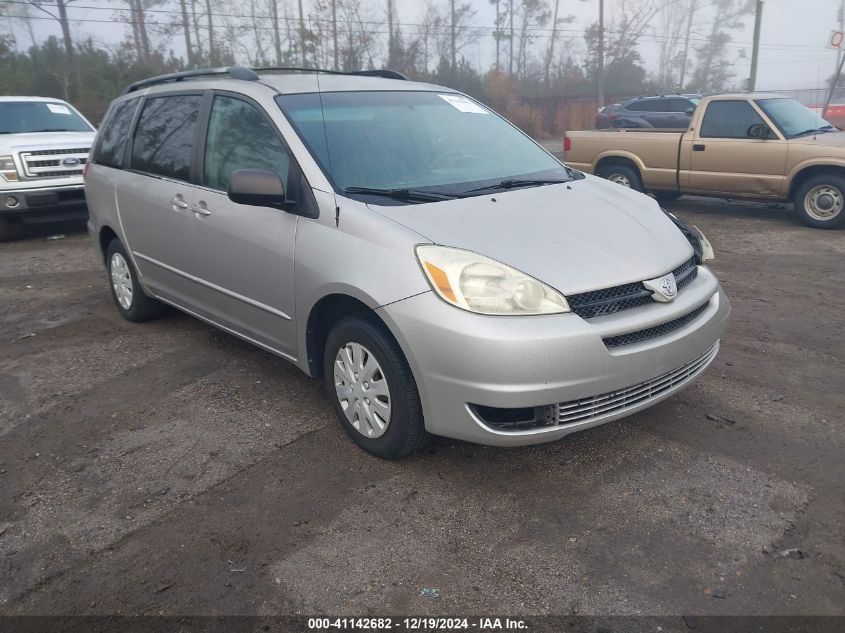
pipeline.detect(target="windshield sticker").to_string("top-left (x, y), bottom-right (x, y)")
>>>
top-left (46, 104), bottom-right (72, 115)
top-left (438, 94), bottom-right (488, 114)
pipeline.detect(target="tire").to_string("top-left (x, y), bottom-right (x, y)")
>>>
top-left (597, 163), bottom-right (644, 192)
top-left (794, 175), bottom-right (845, 229)
top-left (323, 315), bottom-right (428, 459)
top-left (105, 238), bottom-right (166, 322)
top-left (0, 216), bottom-right (17, 242)
top-left (652, 190), bottom-right (682, 202)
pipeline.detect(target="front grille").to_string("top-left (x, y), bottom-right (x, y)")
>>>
top-left (568, 256), bottom-right (698, 319)
top-left (545, 342), bottom-right (719, 426)
top-left (26, 147), bottom-right (89, 156)
top-left (603, 302), bottom-right (709, 348)
top-left (31, 169), bottom-right (83, 178)
top-left (673, 256), bottom-right (698, 290)
top-left (19, 148), bottom-right (89, 179)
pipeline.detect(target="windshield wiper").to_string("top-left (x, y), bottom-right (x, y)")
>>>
top-left (30, 128), bottom-right (75, 133)
top-left (343, 186), bottom-right (460, 202)
top-left (464, 178), bottom-right (571, 194)
top-left (792, 126), bottom-right (835, 137)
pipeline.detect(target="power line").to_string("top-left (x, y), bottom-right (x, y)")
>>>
top-left (0, 0), bottom-right (831, 51)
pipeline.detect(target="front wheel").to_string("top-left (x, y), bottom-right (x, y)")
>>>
top-left (597, 163), bottom-right (644, 192)
top-left (323, 315), bottom-right (427, 459)
top-left (0, 216), bottom-right (17, 242)
top-left (794, 175), bottom-right (845, 229)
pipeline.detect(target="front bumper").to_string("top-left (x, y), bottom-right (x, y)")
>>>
top-left (377, 266), bottom-right (730, 447)
top-left (1, 183), bottom-right (87, 222)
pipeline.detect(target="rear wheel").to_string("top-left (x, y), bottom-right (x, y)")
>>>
top-left (323, 315), bottom-right (427, 459)
top-left (106, 239), bottom-right (167, 322)
top-left (795, 175), bottom-right (845, 229)
top-left (597, 163), bottom-right (644, 192)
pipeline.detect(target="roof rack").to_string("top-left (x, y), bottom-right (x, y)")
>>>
top-left (122, 65), bottom-right (407, 94)
top-left (123, 66), bottom-right (259, 94)
top-left (252, 67), bottom-right (408, 80)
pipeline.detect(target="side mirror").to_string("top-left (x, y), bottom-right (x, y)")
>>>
top-left (747, 123), bottom-right (771, 139)
top-left (685, 107), bottom-right (695, 116)
top-left (227, 169), bottom-right (290, 210)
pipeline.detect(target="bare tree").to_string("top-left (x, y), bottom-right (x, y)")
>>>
top-left (270, 0), bottom-right (283, 65)
top-left (178, 0), bottom-right (195, 66)
top-left (690, 0), bottom-right (753, 92)
top-left (515, 0), bottom-right (550, 78)
top-left (27, 0), bottom-right (76, 60)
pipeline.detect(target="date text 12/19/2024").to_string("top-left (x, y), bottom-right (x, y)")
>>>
top-left (307, 617), bottom-right (528, 630)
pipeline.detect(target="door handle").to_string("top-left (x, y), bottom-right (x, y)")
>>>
top-left (191, 203), bottom-right (211, 217)
top-left (171, 197), bottom-right (189, 209)
top-left (692, 144), bottom-right (706, 151)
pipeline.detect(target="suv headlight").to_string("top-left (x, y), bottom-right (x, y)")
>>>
top-left (416, 245), bottom-right (570, 315)
top-left (664, 210), bottom-right (714, 262)
top-left (0, 156), bottom-right (19, 182)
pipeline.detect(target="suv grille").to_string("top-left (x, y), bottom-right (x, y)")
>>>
top-left (568, 256), bottom-right (698, 319)
top-left (19, 148), bottom-right (89, 179)
top-left (545, 341), bottom-right (718, 426)
top-left (603, 302), bottom-right (708, 348)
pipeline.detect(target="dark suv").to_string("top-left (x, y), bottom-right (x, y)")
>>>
top-left (596, 95), bottom-right (701, 129)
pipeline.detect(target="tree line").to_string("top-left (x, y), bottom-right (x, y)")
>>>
top-left (0, 0), bottom-right (755, 136)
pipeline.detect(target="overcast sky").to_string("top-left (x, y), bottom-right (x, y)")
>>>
top-left (8, 0), bottom-right (843, 93)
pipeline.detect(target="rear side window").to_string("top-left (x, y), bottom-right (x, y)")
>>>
top-left (131, 95), bottom-right (202, 181)
top-left (668, 98), bottom-right (693, 113)
top-left (628, 99), bottom-right (666, 112)
top-left (700, 101), bottom-right (765, 138)
top-left (93, 98), bottom-right (139, 168)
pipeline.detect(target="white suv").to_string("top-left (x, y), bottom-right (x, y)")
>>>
top-left (0, 96), bottom-right (96, 240)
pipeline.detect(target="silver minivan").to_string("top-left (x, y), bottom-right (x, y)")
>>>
top-left (85, 67), bottom-right (730, 459)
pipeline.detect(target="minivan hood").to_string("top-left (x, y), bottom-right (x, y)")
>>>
top-left (0, 131), bottom-right (95, 153)
top-left (372, 175), bottom-right (693, 295)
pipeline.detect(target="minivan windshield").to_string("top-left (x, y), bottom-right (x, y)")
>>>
top-left (0, 101), bottom-right (93, 134)
top-left (755, 98), bottom-right (835, 138)
top-left (277, 91), bottom-right (571, 201)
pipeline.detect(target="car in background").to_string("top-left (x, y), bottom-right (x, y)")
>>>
top-left (596, 94), bottom-right (702, 129)
top-left (0, 96), bottom-right (96, 241)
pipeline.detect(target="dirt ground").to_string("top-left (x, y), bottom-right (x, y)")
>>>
top-left (0, 198), bottom-right (843, 618)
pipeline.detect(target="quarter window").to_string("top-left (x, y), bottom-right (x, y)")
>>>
top-left (700, 101), bottom-right (766, 138)
top-left (203, 95), bottom-right (291, 192)
top-left (131, 95), bottom-right (202, 181)
top-left (93, 97), bottom-right (139, 168)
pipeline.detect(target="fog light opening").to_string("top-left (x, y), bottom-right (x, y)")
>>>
top-left (5, 195), bottom-right (19, 208)
top-left (470, 404), bottom-right (556, 431)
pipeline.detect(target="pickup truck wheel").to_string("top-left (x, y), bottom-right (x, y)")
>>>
top-left (323, 315), bottom-right (428, 459)
top-left (106, 239), bottom-right (167, 322)
top-left (598, 163), bottom-right (644, 192)
top-left (795, 176), bottom-right (845, 229)
top-left (0, 217), bottom-right (17, 242)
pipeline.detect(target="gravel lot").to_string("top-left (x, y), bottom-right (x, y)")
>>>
top-left (0, 199), bottom-right (843, 617)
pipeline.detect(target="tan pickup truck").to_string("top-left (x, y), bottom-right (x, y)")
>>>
top-left (564, 93), bottom-right (845, 229)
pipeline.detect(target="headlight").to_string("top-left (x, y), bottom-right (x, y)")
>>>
top-left (664, 210), bottom-right (714, 262)
top-left (416, 245), bottom-right (570, 315)
top-left (0, 155), bottom-right (19, 182)
top-left (689, 224), bottom-right (714, 261)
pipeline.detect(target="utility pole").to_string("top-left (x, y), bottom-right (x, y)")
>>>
top-left (748, 0), bottom-right (764, 91)
top-left (824, 48), bottom-right (845, 119)
top-left (597, 0), bottom-right (605, 109)
top-left (838, 0), bottom-right (844, 76)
